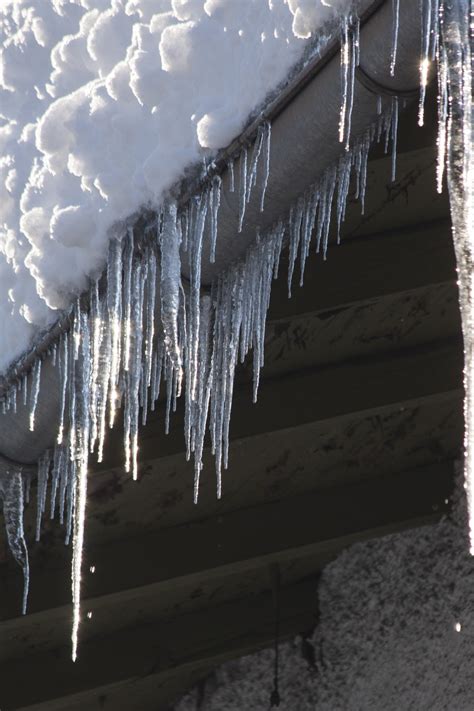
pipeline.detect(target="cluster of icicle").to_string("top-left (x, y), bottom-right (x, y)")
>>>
top-left (0, 0), bottom-right (471, 660)
top-left (437, 0), bottom-right (473, 551)
top-left (0, 96), bottom-right (400, 659)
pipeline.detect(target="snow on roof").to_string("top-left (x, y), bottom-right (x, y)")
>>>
top-left (0, 0), bottom-right (349, 374)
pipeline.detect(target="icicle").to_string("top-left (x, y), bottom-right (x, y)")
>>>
top-left (50, 444), bottom-right (64, 519)
top-left (181, 206), bottom-right (189, 253)
top-left (339, 15), bottom-right (350, 144)
top-left (164, 355), bottom-right (173, 436)
top-left (246, 127), bottom-right (264, 204)
top-left (228, 158), bottom-right (235, 192)
top-left (390, 96), bottom-right (399, 182)
top-left (436, 42), bottom-right (448, 193)
top-left (210, 175), bottom-right (222, 263)
top-left (160, 202), bottom-right (183, 386)
top-left (336, 152), bottom-right (353, 242)
top-left (65, 458), bottom-right (75, 546)
top-left (71, 309), bottom-right (91, 661)
top-left (68, 329), bottom-right (77, 463)
top-left (73, 297), bottom-right (81, 361)
top-left (287, 199), bottom-right (304, 297)
top-left (128, 259), bottom-right (145, 480)
top-left (122, 228), bottom-right (134, 373)
top-left (35, 450), bottom-right (50, 542)
top-left (188, 192), bottom-right (208, 401)
top-left (28, 357), bottom-right (42, 432)
top-left (97, 314), bottom-right (111, 464)
top-left (438, 0), bottom-right (474, 552)
top-left (390, 0), bottom-right (401, 76)
top-left (0, 462), bottom-right (29, 615)
top-left (22, 373), bottom-right (28, 407)
top-left (339, 15), bottom-right (360, 150)
top-left (89, 279), bottom-right (102, 454)
top-left (418, 0), bottom-right (438, 126)
top-left (58, 442), bottom-right (70, 526)
top-left (299, 191), bottom-right (318, 287)
top-left (57, 334), bottom-right (68, 445)
top-left (238, 146), bottom-right (248, 232)
top-left (260, 121), bottom-right (272, 212)
top-left (192, 294), bottom-right (213, 503)
top-left (10, 384), bottom-right (17, 415)
top-left (107, 236), bottom-right (123, 428)
top-left (144, 249), bottom-right (157, 389)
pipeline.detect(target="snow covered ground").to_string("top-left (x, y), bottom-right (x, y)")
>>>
top-left (175, 472), bottom-right (474, 711)
top-left (0, 0), bottom-right (350, 374)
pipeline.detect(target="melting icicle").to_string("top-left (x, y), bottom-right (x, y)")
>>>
top-left (238, 146), bottom-right (248, 232)
top-left (128, 259), bottom-right (145, 480)
top-left (122, 228), bottom-right (134, 373)
top-left (71, 310), bottom-right (91, 661)
top-left (228, 158), bottom-right (235, 192)
top-left (390, 96), bottom-right (399, 182)
top-left (144, 249), bottom-right (157, 389)
top-left (0, 461), bottom-right (29, 615)
top-left (22, 373), bottom-right (28, 407)
top-left (89, 279), bottom-right (102, 454)
top-left (260, 121), bottom-right (272, 212)
top-left (35, 451), bottom-right (50, 542)
top-left (107, 237), bottom-right (123, 428)
top-left (160, 202), bottom-right (183, 384)
top-left (57, 334), bottom-right (68, 445)
top-left (390, 0), bottom-right (401, 76)
top-left (28, 357), bottom-right (41, 432)
top-left (191, 294), bottom-right (213, 503)
top-left (436, 42), bottom-right (449, 193)
top-left (210, 175), bottom-right (222, 263)
top-left (50, 444), bottom-right (64, 519)
top-left (188, 193), bottom-right (208, 401)
top-left (246, 127), bottom-right (264, 205)
top-left (339, 15), bottom-right (360, 150)
top-left (418, 0), bottom-right (438, 126)
top-left (287, 199), bottom-right (304, 297)
top-left (437, 0), bottom-right (474, 552)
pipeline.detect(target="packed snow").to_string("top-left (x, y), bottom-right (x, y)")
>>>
top-left (0, 0), bottom-right (351, 374)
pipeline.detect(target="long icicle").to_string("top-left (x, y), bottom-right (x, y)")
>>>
top-left (438, 0), bottom-right (474, 551)
top-left (71, 309), bottom-right (91, 661)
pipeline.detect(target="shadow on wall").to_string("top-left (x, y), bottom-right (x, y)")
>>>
top-left (175, 467), bottom-right (474, 711)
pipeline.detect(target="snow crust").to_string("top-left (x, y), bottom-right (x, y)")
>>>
top-left (0, 0), bottom-right (348, 373)
top-left (175, 471), bottom-right (474, 711)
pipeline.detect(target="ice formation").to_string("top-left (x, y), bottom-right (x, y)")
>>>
top-left (437, 1), bottom-right (474, 553)
top-left (0, 457), bottom-right (30, 616)
top-left (0, 0), bottom-right (472, 662)
top-left (0, 0), bottom-right (347, 374)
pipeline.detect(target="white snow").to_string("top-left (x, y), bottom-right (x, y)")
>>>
top-left (0, 0), bottom-right (349, 374)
